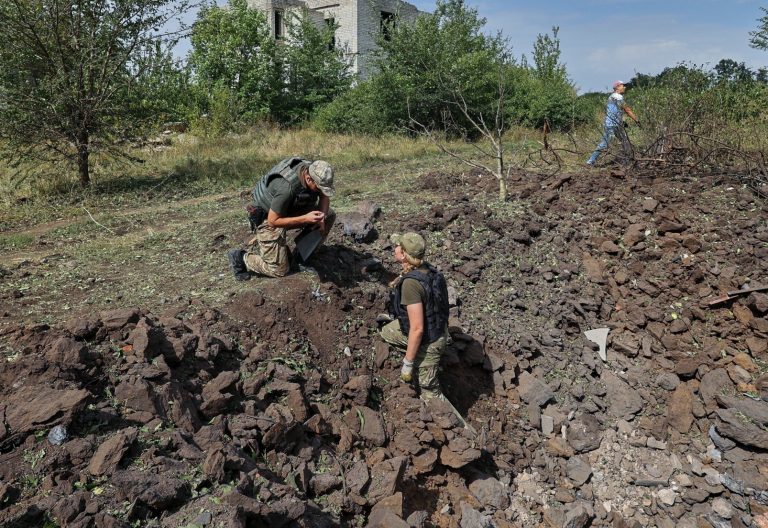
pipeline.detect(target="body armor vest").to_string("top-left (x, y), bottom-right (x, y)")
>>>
top-left (251, 157), bottom-right (318, 213)
top-left (388, 264), bottom-right (450, 344)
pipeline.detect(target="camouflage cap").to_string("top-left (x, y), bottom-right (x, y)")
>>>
top-left (308, 160), bottom-right (335, 198)
top-left (390, 232), bottom-right (426, 259)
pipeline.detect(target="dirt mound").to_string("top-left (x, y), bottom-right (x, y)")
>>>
top-left (1, 169), bottom-right (768, 527)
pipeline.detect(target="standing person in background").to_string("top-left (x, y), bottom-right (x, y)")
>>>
top-left (587, 80), bottom-right (640, 166)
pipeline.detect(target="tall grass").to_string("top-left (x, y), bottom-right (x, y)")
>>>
top-left (0, 127), bottom-right (450, 229)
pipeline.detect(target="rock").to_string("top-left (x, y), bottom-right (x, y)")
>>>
top-left (342, 375), bottom-right (372, 406)
top-left (643, 198), bottom-right (659, 212)
top-left (310, 473), bottom-right (342, 496)
top-left (371, 492), bottom-right (403, 518)
top-left (349, 406), bottom-right (387, 447)
top-left (601, 241), bottom-right (621, 254)
top-left (203, 371), bottom-right (239, 398)
top-left (656, 372), bottom-right (680, 391)
top-left (700, 369), bottom-right (733, 406)
top-left (87, 428), bottom-right (139, 476)
top-left (459, 502), bottom-right (493, 528)
top-left (747, 292), bottom-right (768, 314)
top-left (711, 497), bottom-right (733, 519)
top-left (647, 437), bottom-right (667, 450)
top-left (45, 336), bottom-right (88, 366)
top-left (411, 449), bottom-right (438, 474)
top-left (566, 457), bottom-right (592, 486)
top-left (65, 316), bottom-right (101, 339)
top-left (732, 352), bottom-right (758, 373)
top-left (716, 408), bottom-right (768, 449)
top-left (709, 425), bottom-right (736, 451)
top-left (369, 494), bottom-right (407, 528)
top-left (657, 220), bottom-right (686, 234)
top-left (733, 305), bottom-right (754, 326)
top-left (715, 394), bottom-right (768, 426)
top-left (101, 308), bottom-right (140, 330)
top-left (623, 224), bottom-right (647, 247)
top-left (657, 488), bottom-right (677, 506)
top-left (47, 425), bottom-right (69, 446)
top-left (517, 372), bottom-right (555, 407)
top-left (567, 414), bottom-right (602, 453)
top-left (126, 318), bottom-right (166, 361)
top-left (115, 378), bottom-right (160, 415)
top-left (563, 505), bottom-right (592, 528)
top-left (440, 436), bottom-right (482, 469)
top-left (112, 470), bottom-right (190, 510)
top-left (469, 476), bottom-right (509, 510)
top-left (374, 341), bottom-right (389, 369)
top-left (601, 371), bottom-right (644, 418)
top-left (346, 460), bottom-right (370, 495)
top-left (368, 510), bottom-right (408, 528)
top-left (747, 337), bottom-right (768, 355)
top-left (582, 253), bottom-right (605, 283)
top-left (4, 386), bottom-right (89, 438)
top-left (368, 456), bottom-right (407, 503)
top-left (667, 385), bottom-right (694, 434)
top-left (547, 437), bottom-right (576, 458)
top-left (406, 510), bottom-right (429, 528)
top-left (542, 414), bottom-right (555, 436)
top-left (156, 381), bottom-right (202, 433)
top-left (340, 211), bottom-right (376, 243)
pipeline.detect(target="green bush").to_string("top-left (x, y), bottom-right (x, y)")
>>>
top-left (313, 82), bottom-right (394, 135)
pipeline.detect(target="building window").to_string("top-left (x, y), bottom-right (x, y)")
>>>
top-left (325, 18), bottom-right (336, 50)
top-left (380, 11), bottom-right (395, 41)
top-left (274, 10), bottom-right (284, 39)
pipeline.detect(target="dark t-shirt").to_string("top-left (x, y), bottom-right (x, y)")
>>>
top-left (267, 176), bottom-right (319, 217)
top-left (400, 265), bottom-right (429, 306)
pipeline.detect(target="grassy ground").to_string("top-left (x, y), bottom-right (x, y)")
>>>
top-left (0, 126), bottom-right (597, 329)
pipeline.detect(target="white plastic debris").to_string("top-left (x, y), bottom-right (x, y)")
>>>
top-left (584, 327), bottom-right (610, 362)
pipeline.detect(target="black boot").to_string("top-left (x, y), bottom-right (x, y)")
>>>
top-left (228, 249), bottom-right (251, 281)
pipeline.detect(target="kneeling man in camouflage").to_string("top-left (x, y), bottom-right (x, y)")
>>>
top-left (229, 157), bottom-right (335, 280)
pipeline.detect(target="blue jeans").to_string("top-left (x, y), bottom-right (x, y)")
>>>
top-left (587, 125), bottom-right (618, 164)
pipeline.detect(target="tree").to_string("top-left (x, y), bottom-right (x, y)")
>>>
top-left (750, 7), bottom-right (768, 50)
top-left (274, 9), bottom-right (352, 124)
top-left (714, 59), bottom-right (754, 83)
top-left (410, 48), bottom-right (522, 201)
top-left (531, 26), bottom-right (566, 81)
top-left (371, 0), bottom-right (508, 135)
top-left (0, 0), bottom-right (196, 187)
top-left (188, 0), bottom-right (279, 124)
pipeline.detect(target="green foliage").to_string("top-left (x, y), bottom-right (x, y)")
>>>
top-left (628, 62), bottom-right (768, 130)
top-left (314, 2), bottom-right (585, 136)
top-left (531, 27), bottom-right (566, 82)
top-left (273, 10), bottom-right (353, 124)
top-left (0, 0), bottom-right (194, 186)
top-left (371, 0), bottom-right (510, 134)
top-left (188, 0), bottom-right (279, 126)
top-left (313, 82), bottom-right (392, 135)
top-left (130, 42), bottom-right (194, 125)
top-left (750, 7), bottom-right (768, 50)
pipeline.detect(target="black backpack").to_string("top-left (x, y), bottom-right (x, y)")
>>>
top-left (389, 264), bottom-right (450, 344)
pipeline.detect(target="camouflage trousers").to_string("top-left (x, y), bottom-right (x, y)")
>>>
top-left (380, 320), bottom-right (447, 400)
top-left (244, 209), bottom-right (335, 278)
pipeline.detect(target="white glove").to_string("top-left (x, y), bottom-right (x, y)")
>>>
top-left (401, 359), bottom-right (414, 382)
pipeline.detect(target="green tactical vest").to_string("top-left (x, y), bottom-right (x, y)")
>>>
top-left (251, 157), bottom-right (312, 212)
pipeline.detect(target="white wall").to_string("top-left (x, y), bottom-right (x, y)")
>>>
top-left (248, 0), bottom-right (422, 79)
